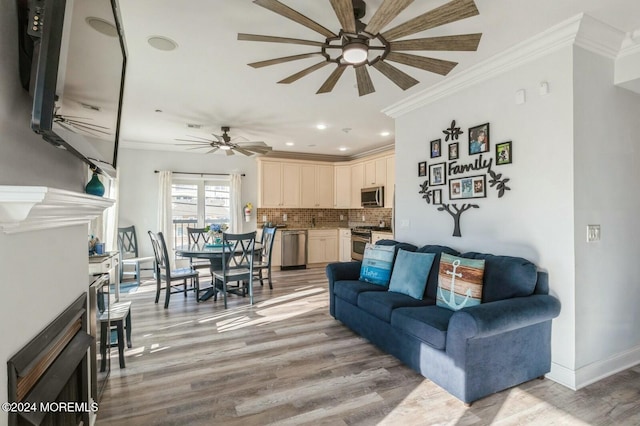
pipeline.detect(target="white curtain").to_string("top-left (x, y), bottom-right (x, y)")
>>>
top-left (104, 169), bottom-right (119, 251)
top-left (230, 173), bottom-right (243, 233)
top-left (157, 170), bottom-right (174, 262)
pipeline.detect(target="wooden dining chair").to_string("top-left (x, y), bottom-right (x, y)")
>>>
top-left (186, 227), bottom-right (216, 274)
top-left (254, 226), bottom-right (277, 289)
top-left (212, 231), bottom-right (256, 309)
top-left (118, 226), bottom-right (155, 286)
top-left (148, 231), bottom-right (200, 308)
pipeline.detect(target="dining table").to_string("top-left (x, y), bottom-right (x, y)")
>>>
top-left (176, 241), bottom-right (262, 301)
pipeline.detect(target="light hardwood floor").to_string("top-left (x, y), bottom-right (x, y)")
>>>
top-left (96, 268), bottom-right (640, 425)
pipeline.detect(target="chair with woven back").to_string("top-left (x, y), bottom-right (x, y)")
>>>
top-left (254, 226), bottom-right (277, 289)
top-left (118, 225), bottom-right (155, 286)
top-left (212, 231), bottom-right (256, 309)
top-left (148, 230), bottom-right (200, 308)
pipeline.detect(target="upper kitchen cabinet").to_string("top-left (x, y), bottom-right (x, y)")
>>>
top-left (258, 160), bottom-right (300, 208)
top-left (350, 162), bottom-right (364, 209)
top-left (334, 165), bottom-right (351, 208)
top-left (364, 157), bottom-right (387, 188)
top-left (301, 164), bottom-right (334, 208)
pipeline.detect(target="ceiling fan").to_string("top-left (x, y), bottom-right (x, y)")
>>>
top-left (53, 104), bottom-right (112, 138)
top-left (239, 0), bottom-right (482, 96)
top-left (175, 126), bottom-right (273, 156)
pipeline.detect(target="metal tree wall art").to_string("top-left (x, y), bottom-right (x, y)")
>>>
top-left (418, 120), bottom-right (512, 237)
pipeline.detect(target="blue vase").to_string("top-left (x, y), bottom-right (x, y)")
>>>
top-left (85, 172), bottom-right (105, 196)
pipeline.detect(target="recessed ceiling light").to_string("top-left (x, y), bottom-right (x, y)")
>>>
top-left (380, 131), bottom-right (391, 137)
top-left (285, 142), bottom-right (295, 146)
top-left (147, 36), bottom-right (178, 51)
top-left (339, 147), bottom-right (348, 151)
top-left (316, 124), bottom-right (327, 130)
top-left (86, 17), bottom-right (118, 37)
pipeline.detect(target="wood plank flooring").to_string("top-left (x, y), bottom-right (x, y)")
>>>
top-left (96, 268), bottom-right (640, 425)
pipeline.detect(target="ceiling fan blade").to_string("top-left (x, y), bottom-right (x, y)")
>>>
top-left (238, 33), bottom-right (325, 47)
top-left (390, 33), bottom-right (482, 51)
top-left (207, 147), bottom-right (220, 154)
top-left (249, 53), bottom-right (322, 69)
top-left (62, 118), bottom-right (111, 130)
top-left (363, 0), bottom-right (414, 37)
top-left (236, 141), bottom-right (268, 146)
top-left (371, 61), bottom-right (419, 90)
top-left (383, 0), bottom-right (479, 41)
top-left (329, 0), bottom-right (356, 33)
top-left (278, 61), bottom-right (330, 84)
top-left (355, 65), bottom-right (375, 96)
top-left (253, 0), bottom-right (337, 38)
top-left (234, 147), bottom-right (257, 156)
top-left (225, 149), bottom-right (235, 156)
top-left (174, 139), bottom-right (211, 145)
top-left (178, 135), bottom-right (215, 142)
top-left (317, 65), bottom-right (347, 94)
top-left (186, 146), bottom-right (209, 150)
top-left (245, 147), bottom-right (273, 154)
top-left (385, 52), bottom-right (457, 76)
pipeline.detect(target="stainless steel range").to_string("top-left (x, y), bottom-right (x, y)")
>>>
top-left (350, 226), bottom-right (392, 261)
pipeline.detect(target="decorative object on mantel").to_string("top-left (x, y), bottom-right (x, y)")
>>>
top-left (0, 186), bottom-right (114, 234)
top-left (418, 119), bottom-right (512, 237)
top-left (85, 169), bottom-right (105, 196)
top-left (244, 202), bottom-right (253, 222)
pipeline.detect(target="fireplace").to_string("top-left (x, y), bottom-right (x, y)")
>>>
top-left (7, 294), bottom-right (93, 426)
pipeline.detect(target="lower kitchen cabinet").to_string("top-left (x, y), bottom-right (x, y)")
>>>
top-left (339, 228), bottom-right (351, 262)
top-left (307, 229), bottom-right (338, 264)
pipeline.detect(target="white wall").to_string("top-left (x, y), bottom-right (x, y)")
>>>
top-left (117, 147), bottom-right (258, 258)
top-left (0, 0), bottom-right (90, 423)
top-left (394, 47), bottom-right (578, 375)
top-left (573, 47), bottom-right (640, 380)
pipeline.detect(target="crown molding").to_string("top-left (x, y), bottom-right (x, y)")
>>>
top-left (383, 14), bottom-right (626, 118)
top-left (0, 186), bottom-right (114, 234)
top-left (265, 143), bottom-right (395, 163)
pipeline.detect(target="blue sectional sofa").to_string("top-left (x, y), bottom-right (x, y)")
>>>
top-left (325, 240), bottom-right (561, 405)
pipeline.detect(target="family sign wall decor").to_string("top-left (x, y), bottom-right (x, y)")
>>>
top-left (418, 120), bottom-right (512, 237)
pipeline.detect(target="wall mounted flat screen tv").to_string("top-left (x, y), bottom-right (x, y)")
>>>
top-left (17, 0), bottom-right (127, 176)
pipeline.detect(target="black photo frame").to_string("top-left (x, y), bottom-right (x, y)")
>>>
top-left (468, 123), bottom-right (490, 155)
top-left (496, 141), bottom-right (512, 165)
top-left (448, 142), bottom-right (459, 160)
top-left (432, 189), bottom-right (442, 205)
top-left (418, 161), bottom-right (427, 177)
top-left (428, 162), bottom-right (446, 186)
top-left (430, 139), bottom-right (442, 158)
top-left (449, 175), bottom-right (486, 199)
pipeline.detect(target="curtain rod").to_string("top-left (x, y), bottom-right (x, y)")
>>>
top-left (154, 170), bottom-right (245, 177)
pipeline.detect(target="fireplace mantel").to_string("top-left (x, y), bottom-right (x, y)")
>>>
top-left (0, 186), bottom-right (114, 234)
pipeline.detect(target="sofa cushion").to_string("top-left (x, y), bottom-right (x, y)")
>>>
top-left (357, 291), bottom-right (435, 323)
top-left (460, 252), bottom-right (538, 302)
top-left (416, 245), bottom-right (460, 300)
top-left (391, 306), bottom-right (455, 350)
top-left (436, 253), bottom-right (485, 311)
top-left (388, 250), bottom-right (436, 299)
top-left (333, 280), bottom-right (387, 306)
top-left (359, 243), bottom-right (395, 286)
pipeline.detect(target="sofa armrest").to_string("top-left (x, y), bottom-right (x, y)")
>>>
top-left (325, 261), bottom-right (362, 284)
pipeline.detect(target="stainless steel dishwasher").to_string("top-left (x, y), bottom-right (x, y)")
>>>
top-left (281, 230), bottom-right (307, 270)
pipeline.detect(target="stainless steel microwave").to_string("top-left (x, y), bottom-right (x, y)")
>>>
top-left (361, 186), bottom-right (384, 207)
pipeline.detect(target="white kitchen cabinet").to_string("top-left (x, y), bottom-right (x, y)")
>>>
top-left (350, 162), bottom-right (364, 208)
top-left (301, 164), bottom-right (334, 208)
top-left (334, 165), bottom-right (351, 208)
top-left (307, 229), bottom-right (338, 264)
top-left (339, 228), bottom-right (351, 262)
top-left (371, 231), bottom-right (393, 244)
top-left (258, 160), bottom-right (300, 207)
top-left (364, 157), bottom-right (387, 187)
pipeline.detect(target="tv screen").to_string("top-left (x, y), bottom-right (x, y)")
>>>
top-left (19, 0), bottom-right (127, 176)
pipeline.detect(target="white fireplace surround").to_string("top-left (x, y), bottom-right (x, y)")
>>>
top-left (0, 186), bottom-right (114, 234)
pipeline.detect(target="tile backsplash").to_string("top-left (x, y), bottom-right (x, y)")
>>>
top-left (257, 207), bottom-right (392, 228)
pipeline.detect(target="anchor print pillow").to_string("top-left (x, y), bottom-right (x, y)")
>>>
top-left (436, 253), bottom-right (485, 311)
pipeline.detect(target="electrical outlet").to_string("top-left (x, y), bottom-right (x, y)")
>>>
top-left (283, 213), bottom-right (287, 222)
top-left (362, 215), bottom-right (366, 222)
top-left (262, 215), bottom-right (267, 222)
top-left (587, 225), bottom-right (600, 242)
top-left (340, 214), bottom-right (344, 221)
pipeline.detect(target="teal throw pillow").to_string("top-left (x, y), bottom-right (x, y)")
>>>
top-left (388, 249), bottom-right (436, 299)
top-left (359, 243), bottom-right (395, 286)
top-left (436, 253), bottom-right (485, 311)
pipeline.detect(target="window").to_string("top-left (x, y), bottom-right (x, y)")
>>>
top-left (171, 178), bottom-right (231, 247)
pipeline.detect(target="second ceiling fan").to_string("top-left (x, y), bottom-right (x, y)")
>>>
top-left (175, 127), bottom-right (272, 156)
top-left (239, 0), bottom-right (482, 96)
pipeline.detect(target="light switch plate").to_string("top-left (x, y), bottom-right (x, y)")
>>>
top-left (587, 225), bottom-right (600, 242)
top-left (283, 213), bottom-right (287, 222)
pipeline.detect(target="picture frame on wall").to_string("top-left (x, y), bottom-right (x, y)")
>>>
top-left (448, 142), bottom-right (459, 160)
top-left (449, 175), bottom-right (486, 199)
top-left (430, 139), bottom-right (442, 158)
top-left (429, 162), bottom-right (446, 186)
top-left (496, 141), bottom-right (512, 165)
top-left (418, 161), bottom-right (427, 177)
top-left (468, 123), bottom-right (490, 155)
top-left (432, 189), bottom-right (442, 205)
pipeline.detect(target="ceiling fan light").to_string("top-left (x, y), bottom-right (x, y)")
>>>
top-left (219, 145), bottom-right (232, 150)
top-left (343, 42), bottom-right (368, 64)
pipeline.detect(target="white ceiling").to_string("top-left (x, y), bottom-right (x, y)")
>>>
top-left (117, 0), bottom-right (640, 157)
